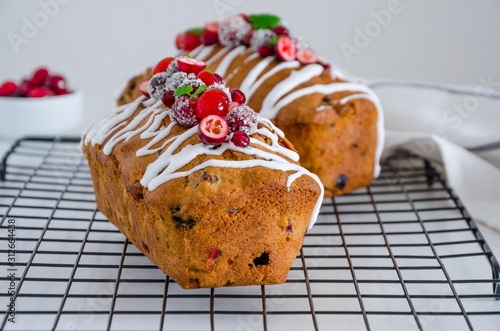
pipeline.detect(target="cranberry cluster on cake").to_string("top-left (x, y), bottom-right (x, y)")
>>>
top-left (119, 13), bottom-right (384, 196)
top-left (82, 55), bottom-right (323, 289)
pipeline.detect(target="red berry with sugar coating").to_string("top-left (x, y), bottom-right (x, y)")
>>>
top-left (296, 49), bottom-right (318, 65)
top-left (170, 96), bottom-right (199, 127)
top-left (230, 89), bottom-right (246, 105)
top-left (226, 105), bottom-right (258, 134)
top-left (197, 71), bottom-right (218, 86)
top-left (275, 35), bottom-right (296, 61)
top-left (177, 57), bottom-right (207, 74)
top-left (0, 81), bottom-right (18, 97)
top-left (196, 89), bottom-right (230, 119)
top-left (198, 115), bottom-right (229, 146)
top-left (153, 57), bottom-right (175, 75)
top-left (231, 130), bottom-right (250, 147)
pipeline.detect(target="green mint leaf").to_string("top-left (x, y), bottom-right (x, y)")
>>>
top-left (193, 85), bottom-right (207, 98)
top-left (248, 14), bottom-right (281, 30)
top-left (204, 66), bottom-right (212, 73)
top-left (174, 85), bottom-right (193, 97)
top-left (268, 37), bottom-right (278, 46)
top-left (186, 27), bottom-right (204, 36)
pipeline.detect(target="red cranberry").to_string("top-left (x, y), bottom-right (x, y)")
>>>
top-left (28, 87), bottom-right (54, 98)
top-left (153, 57), bottom-right (174, 75)
top-left (197, 71), bottom-right (218, 86)
top-left (47, 75), bottom-right (67, 94)
top-left (239, 14), bottom-right (250, 23)
top-left (201, 22), bottom-right (219, 46)
top-left (321, 62), bottom-right (331, 71)
top-left (176, 33), bottom-right (202, 51)
top-left (231, 130), bottom-right (250, 147)
top-left (198, 115), bottom-right (229, 146)
top-left (296, 49), bottom-right (318, 65)
top-left (230, 89), bottom-right (246, 105)
top-left (177, 57), bottom-right (207, 74)
top-left (275, 36), bottom-right (296, 61)
top-left (213, 73), bottom-right (224, 84)
top-left (196, 89), bottom-right (230, 119)
top-left (17, 80), bottom-right (32, 97)
top-left (30, 67), bottom-right (49, 86)
top-left (258, 45), bottom-right (275, 57)
top-left (139, 80), bottom-right (150, 97)
top-left (0, 81), bottom-right (18, 97)
top-left (162, 90), bottom-right (175, 107)
top-left (273, 25), bottom-right (289, 36)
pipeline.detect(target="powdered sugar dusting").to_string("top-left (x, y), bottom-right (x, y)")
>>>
top-left (226, 105), bottom-right (258, 135)
top-left (218, 15), bottom-right (252, 48)
top-left (250, 29), bottom-right (276, 51)
top-left (292, 37), bottom-right (310, 51)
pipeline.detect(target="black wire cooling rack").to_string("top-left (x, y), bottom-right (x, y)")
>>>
top-left (0, 137), bottom-right (499, 331)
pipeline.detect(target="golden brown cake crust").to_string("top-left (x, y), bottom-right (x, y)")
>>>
top-left (83, 102), bottom-right (322, 289)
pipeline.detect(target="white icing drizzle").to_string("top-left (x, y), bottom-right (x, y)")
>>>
top-left (188, 45), bottom-right (204, 58)
top-left (240, 56), bottom-right (275, 93)
top-left (261, 64), bottom-right (325, 112)
top-left (102, 100), bottom-right (163, 155)
top-left (214, 45), bottom-right (246, 78)
top-left (201, 46), bottom-right (384, 179)
top-left (315, 105), bottom-right (331, 112)
top-left (84, 96), bottom-right (146, 147)
top-left (243, 52), bottom-right (260, 64)
top-left (83, 97), bottom-right (324, 228)
top-left (244, 61), bottom-right (301, 100)
top-left (259, 83), bottom-right (384, 177)
top-left (206, 46), bottom-right (231, 67)
top-left (194, 44), bottom-right (216, 61)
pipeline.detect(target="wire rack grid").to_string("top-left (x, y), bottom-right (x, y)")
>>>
top-left (0, 137), bottom-right (499, 331)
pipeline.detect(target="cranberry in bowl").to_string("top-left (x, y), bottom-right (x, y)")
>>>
top-left (0, 67), bottom-right (83, 139)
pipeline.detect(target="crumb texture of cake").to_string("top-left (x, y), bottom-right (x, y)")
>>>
top-left (119, 14), bottom-right (385, 196)
top-left (82, 59), bottom-right (323, 289)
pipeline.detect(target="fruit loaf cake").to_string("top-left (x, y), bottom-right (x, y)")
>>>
top-left (82, 56), bottom-right (323, 289)
top-left (118, 13), bottom-right (384, 196)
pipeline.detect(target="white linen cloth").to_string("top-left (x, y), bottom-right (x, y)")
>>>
top-left (368, 80), bottom-right (500, 231)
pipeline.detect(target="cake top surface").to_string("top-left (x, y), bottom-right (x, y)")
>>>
top-left (173, 14), bottom-right (384, 178)
top-left (175, 13), bottom-right (328, 69)
top-left (83, 55), bottom-right (324, 228)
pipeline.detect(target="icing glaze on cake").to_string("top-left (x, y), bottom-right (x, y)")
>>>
top-left (84, 56), bottom-right (324, 228)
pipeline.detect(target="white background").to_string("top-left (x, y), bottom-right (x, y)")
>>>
top-left (1, 0), bottom-right (500, 130)
top-left (1, 1), bottom-right (500, 256)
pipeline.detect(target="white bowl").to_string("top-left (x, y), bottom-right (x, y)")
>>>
top-left (0, 90), bottom-right (84, 139)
